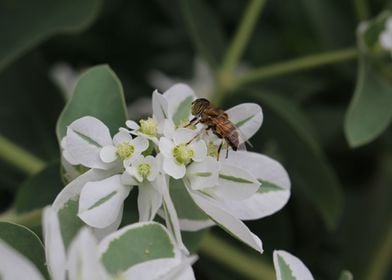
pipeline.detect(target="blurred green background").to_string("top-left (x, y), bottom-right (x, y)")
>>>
top-left (0, 0), bottom-right (391, 279)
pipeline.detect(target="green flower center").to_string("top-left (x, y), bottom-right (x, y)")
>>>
top-left (173, 144), bottom-right (194, 165)
top-left (207, 142), bottom-right (218, 158)
top-left (139, 117), bottom-right (158, 136)
top-left (137, 163), bottom-right (151, 178)
top-left (116, 143), bottom-right (135, 159)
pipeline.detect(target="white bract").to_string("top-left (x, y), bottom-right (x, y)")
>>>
top-left (379, 16), bottom-right (392, 54)
top-left (59, 83), bottom-right (291, 255)
top-left (273, 250), bottom-right (314, 280)
top-left (42, 206), bottom-right (195, 280)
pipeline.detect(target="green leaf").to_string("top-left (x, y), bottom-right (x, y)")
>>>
top-left (0, 0), bottom-right (102, 71)
top-left (344, 57), bottom-right (392, 147)
top-left (56, 65), bottom-right (127, 142)
top-left (100, 222), bottom-right (176, 275)
top-left (180, 0), bottom-right (226, 69)
top-left (338, 270), bottom-right (353, 280)
top-left (277, 255), bottom-right (296, 280)
top-left (0, 222), bottom-right (48, 278)
top-left (15, 162), bottom-right (63, 214)
top-left (252, 91), bottom-right (343, 230)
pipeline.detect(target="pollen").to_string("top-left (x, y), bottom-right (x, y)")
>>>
top-left (137, 163), bottom-right (151, 178)
top-left (116, 143), bottom-right (135, 159)
top-left (139, 117), bottom-right (158, 136)
top-left (207, 142), bottom-right (218, 158)
top-left (173, 143), bottom-right (194, 165)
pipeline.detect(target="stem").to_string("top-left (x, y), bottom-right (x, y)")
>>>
top-left (235, 47), bottom-right (358, 87)
top-left (221, 0), bottom-right (267, 74)
top-left (200, 233), bottom-right (275, 280)
top-left (0, 134), bottom-right (45, 175)
top-left (353, 0), bottom-right (370, 21)
top-left (0, 208), bottom-right (43, 227)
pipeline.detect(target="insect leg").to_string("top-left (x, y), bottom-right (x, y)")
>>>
top-left (184, 117), bottom-right (199, 128)
top-left (217, 141), bottom-right (223, 161)
top-left (186, 128), bottom-right (207, 145)
top-left (225, 141), bottom-right (229, 159)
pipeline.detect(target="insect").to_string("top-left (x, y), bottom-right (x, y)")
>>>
top-left (185, 98), bottom-right (241, 160)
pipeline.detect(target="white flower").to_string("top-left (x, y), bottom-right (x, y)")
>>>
top-left (122, 155), bottom-right (163, 222)
top-left (100, 131), bottom-right (149, 167)
top-left (159, 128), bottom-right (207, 179)
top-left (125, 117), bottom-right (160, 144)
top-left (379, 16), bottom-right (392, 53)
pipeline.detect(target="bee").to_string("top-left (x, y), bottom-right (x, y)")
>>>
top-left (185, 98), bottom-right (241, 160)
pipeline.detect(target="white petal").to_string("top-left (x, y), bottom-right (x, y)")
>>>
top-left (113, 130), bottom-right (133, 145)
top-left (160, 256), bottom-right (197, 280)
top-left (126, 120), bottom-right (140, 130)
top-left (68, 116), bottom-right (113, 146)
top-left (42, 206), bottom-right (66, 280)
top-left (188, 191), bottom-right (263, 253)
top-left (220, 151), bottom-right (291, 220)
top-left (186, 158), bottom-right (219, 190)
top-left (159, 137), bottom-right (175, 158)
top-left (226, 103), bottom-right (263, 142)
top-left (178, 219), bottom-right (215, 231)
top-left (100, 145), bottom-right (118, 163)
top-left (206, 164), bottom-right (260, 201)
top-left (386, 17), bottom-right (392, 31)
top-left (68, 228), bottom-right (109, 280)
top-left (133, 136), bottom-right (149, 152)
top-left (163, 157), bottom-right (186, 179)
top-left (162, 119), bottom-right (176, 138)
top-left (65, 128), bottom-right (110, 169)
top-left (61, 137), bottom-right (79, 165)
top-left (0, 240), bottom-right (44, 280)
top-left (273, 250), bottom-right (314, 280)
top-left (173, 128), bottom-right (196, 144)
top-left (122, 258), bottom-right (181, 280)
top-left (78, 175), bottom-right (132, 228)
top-left (137, 181), bottom-right (163, 221)
top-left (146, 155), bottom-right (160, 182)
top-left (121, 167), bottom-right (139, 185)
top-left (152, 89), bottom-right (169, 122)
top-left (191, 141), bottom-right (207, 162)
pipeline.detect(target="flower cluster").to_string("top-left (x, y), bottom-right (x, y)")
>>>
top-left (59, 83), bottom-right (290, 260)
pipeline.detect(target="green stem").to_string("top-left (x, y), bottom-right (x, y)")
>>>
top-left (235, 47), bottom-right (358, 88)
top-left (0, 134), bottom-right (45, 175)
top-left (221, 0), bottom-right (267, 74)
top-left (200, 233), bottom-right (275, 280)
top-left (0, 208), bottom-right (43, 227)
top-left (353, 0), bottom-right (370, 21)
top-left (365, 224), bottom-right (392, 280)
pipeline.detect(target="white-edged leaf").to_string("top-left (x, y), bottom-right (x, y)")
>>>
top-left (159, 175), bottom-right (189, 253)
top-left (42, 206), bottom-right (66, 280)
top-left (226, 103), bottom-right (263, 142)
top-left (99, 222), bottom-right (178, 277)
top-left (185, 157), bottom-right (219, 190)
top-left (169, 179), bottom-right (213, 232)
top-left (152, 90), bottom-right (169, 122)
top-left (65, 116), bottom-right (113, 170)
top-left (273, 250), bottom-right (314, 280)
top-left (68, 228), bottom-right (109, 280)
top-left (122, 258), bottom-right (181, 280)
top-left (78, 174), bottom-right (131, 228)
top-left (188, 190), bottom-right (263, 253)
top-left (0, 240), bottom-right (44, 280)
top-left (219, 151), bottom-right (291, 220)
top-left (52, 168), bottom-right (121, 248)
top-left (163, 84), bottom-right (195, 126)
top-left (205, 164), bottom-right (260, 201)
top-left (137, 181), bottom-right (163, 222)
